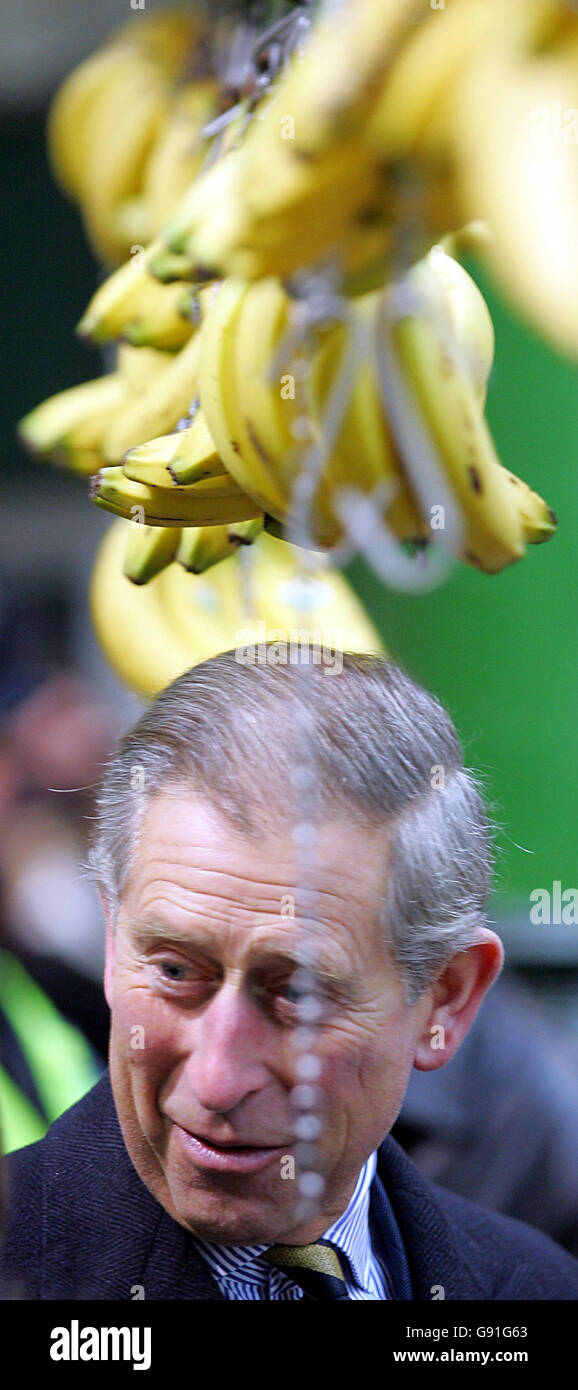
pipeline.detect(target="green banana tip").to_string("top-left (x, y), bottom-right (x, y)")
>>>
top-left (123, 571), bottom-right (147, 587)
top-left (76, 316), bottom-right (100, 344)
top-left (17, 415), bottom-right (36, 448)
top-left (122, 326), bottom-right (145, 347)
top-left (163, 225), bottom-right (187, 256)
top-left (17, 415), bottom-right (55, 458)
top-left (531, 510), bottom-right (558, 544)
top-left (148, 259), bottom-right (173, 284)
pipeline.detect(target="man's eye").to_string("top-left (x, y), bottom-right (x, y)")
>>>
top-left (277, 981), bottom-right (303, 1004)
top-left (158, 961), bottom-right (189, 982)
top-left (274, 981), bottom-right (329, 1017)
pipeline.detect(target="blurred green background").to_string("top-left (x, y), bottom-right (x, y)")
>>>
top-left (347, 270), bottom-right (578, 920)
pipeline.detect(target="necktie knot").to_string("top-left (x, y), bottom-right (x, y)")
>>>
top-left (262, 1240), bottom-right (349, 1300)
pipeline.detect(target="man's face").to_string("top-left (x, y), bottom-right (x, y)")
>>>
top-left (104, 789), bottom-right (433, 1245)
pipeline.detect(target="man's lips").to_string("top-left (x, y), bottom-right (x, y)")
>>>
top-left (170, 1122), bottom-right (289, 1173)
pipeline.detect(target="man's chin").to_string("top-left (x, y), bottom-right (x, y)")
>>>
top-left (172, 1190), bottom-right (301, 1247)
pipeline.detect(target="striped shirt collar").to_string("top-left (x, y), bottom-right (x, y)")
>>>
top-left (192, 1150), bottom-right (379, 1295)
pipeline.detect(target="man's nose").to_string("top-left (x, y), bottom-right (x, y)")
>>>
top-left (185, 980), bottom-right (274, 1114)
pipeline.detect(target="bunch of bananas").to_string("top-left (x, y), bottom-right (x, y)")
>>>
top-left (18, 0), bottom-right (565, 681)
top-left (21, 236), bottom-right (556, 580)
top-left (91, 520), bottom-right (384, 697)
top-left (47, 8), bottom-right (217, 267)
top-left (159, 0), bottom-right (578, 359)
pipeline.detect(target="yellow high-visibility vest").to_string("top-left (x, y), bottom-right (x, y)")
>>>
top-left (0, 949), bottom-right (101, 1154)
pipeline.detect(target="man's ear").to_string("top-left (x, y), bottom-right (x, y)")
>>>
top-left (100, 889), bottom-right (116, 1010)
top-left (413, 929), bottom-right (504, 1072)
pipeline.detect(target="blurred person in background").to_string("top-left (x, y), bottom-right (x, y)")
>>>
top-left (0, 580), bottom-right (114, 1152)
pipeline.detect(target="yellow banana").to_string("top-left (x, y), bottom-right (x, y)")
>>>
top-left (103, 330), bottom-right (201, 462)
top-left (111, 194), bottom-right (153, 250)
top-left (123, 523), bottom-right (181, 585)
top-left (306, 297), bottom-right (427, 547)
top-left (451, 44), bottom-right (578, 360)
top-left (116, 344), bottom-right (171, 393)
top-left (148, 247), bottom-right (200, 284)
top-left (168, 409), bottom-right (228, 485)
top-left (79, 62), bottom-right (170, 265)
top-left (47, 45), bottom-right (148, 202)
top-left (200, 276), bottom-right (423, 550)
top-left (52, 9), bottom-right (203, 266)
top-left (121, 431), bottom-right (183, 471)
top-left (233, 278), bottom-right (426, 549)
top-left (121, 418), bottom-right (229, 489)
top-left (159, 542), bottom-right (253, 656)
top-left (365, 0), bottom-right (517, 161)
top-left (382, 257), bottom-right (556, 572)
top-left (422, 244), bottom-right (495, 406)
top-left (164, 146), bottom-right (247, 263)
top-left (199, 276), bottom-right (290, 520)
top-left (177, 524), bottom-right (238, 574)
top-left (122, 281), bottom-right (195, 351)
top-left (123, 450), bottom-right (251, 501)
top-left (91, 465), bottom-right (263, 527)
top-left (78, 238), bottom-right (173, 343)
top-left (169, 129), bottom-right (392, 287)
top-left (233, 277), bottom-right (304, 495)
top-left (198, 278), bottom-right (265, 495)
top-left (239, 531), bottom-right (384, 657)
top-left (177, 516), bottom-right (265, 575)
top-left (91, 517), bottom-right (384, 699)
top-left (502, 472), bottom-right (558, 546)
top-left (140, 79), bottom-right (218, 236)
top-left (91, 519), bottom-right (206, 698)
top-left (19, 372), bottom-right (128, 475)
top-left (228, 517), bottom-right (265, 545)
top-left (128, 11), bottom-right (204, 66)
top-left (163, 0), bottom-right (442, 286)
top-left (111, 78), bottom-right (218, 253)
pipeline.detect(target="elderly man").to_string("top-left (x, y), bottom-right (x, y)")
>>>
top-left (1, 649), bottom-right (577, 1300)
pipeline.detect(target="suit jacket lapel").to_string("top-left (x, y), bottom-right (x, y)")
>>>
top-left (376, 1135), bottom-right (488, 1300)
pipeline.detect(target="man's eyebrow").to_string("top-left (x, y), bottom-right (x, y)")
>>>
top-left (251, 949), bottom-right (355, 992)
top-left (127, 918), bottom-right (207, 948)
top-left (125, 919), bottom-right (356, 991)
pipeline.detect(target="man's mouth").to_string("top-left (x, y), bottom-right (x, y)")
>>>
top-left (171, 1123), bottom-right (288, 1173)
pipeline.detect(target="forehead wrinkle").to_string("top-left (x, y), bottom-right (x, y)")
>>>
top-left (129, 846), bottom-right (300, 899)
top-left (129, 875), bottom-right (375, 958)
top-left (134, 805), bottom-right (387, 898)
top-left (130, 844), bottom-right (379, 914)
top-left (126, 857), bottom-right (378, 943)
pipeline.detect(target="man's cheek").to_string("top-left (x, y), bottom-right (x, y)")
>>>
top-left (112, 986), bottom-right (177, 1066)
top-left (318, 1019), bottom-right (408, 1114)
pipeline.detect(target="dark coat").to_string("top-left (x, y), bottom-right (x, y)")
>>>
top-left (2, 1072), bottom-right (578, 1300)
top-left (395, 976), bottom-right (578, 1256)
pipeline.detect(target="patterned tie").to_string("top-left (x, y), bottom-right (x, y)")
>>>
top-left (262, 1239), bottom-right (350, 1300)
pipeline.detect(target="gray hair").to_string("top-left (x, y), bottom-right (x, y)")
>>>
top-left (88, 648), bottom-right (496, 1004)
